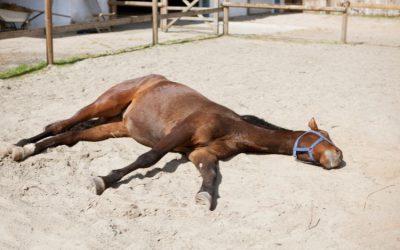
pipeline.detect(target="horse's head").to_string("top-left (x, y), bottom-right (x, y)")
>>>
top-left (293, 118), bottom-right (343, 169)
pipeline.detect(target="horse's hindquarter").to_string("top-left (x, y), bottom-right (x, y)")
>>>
top-left (122, 80), bottom-right (226, 148)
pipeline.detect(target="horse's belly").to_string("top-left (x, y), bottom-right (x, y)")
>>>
top-left (123, 108), bottom-right (172, 148)
top-left (121, 81), bottom-right (213, 148)
top-left (122, 99), bottom-right (187, 148)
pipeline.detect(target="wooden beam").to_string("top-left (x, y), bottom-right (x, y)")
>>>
top-left (160, 7), bottom-right (222, 19)
top-left (152, 0), bottom-right (158, 45)
top-left (0, 8), bottom-right (222, 40)
top-left (167, 6), bottom-right (209, 10)
top-left (53, 15), bottom-right (152, 33)
top-left (223, 4), bottom-right (229, 35)
top-left (108, 0), bottom-right (163, 8)
top-left (0, 29), bottom-right (45, 40)
top-left (341, 2), bottom-right (350, 44)
top-left (165, 0), bottom-right (201, 30)
top-left (180, 16), bottom-right (214, 21)
top-left (110, 2), bottom-right (117, 19)
top-left (160, 0), bottom-right (168, 31)
top-left (45, 0), bottom-right (54, 65)
top-left (222, 2), bottom-right (346, 12)
top-left (213, 0), bottom-right (219, 35)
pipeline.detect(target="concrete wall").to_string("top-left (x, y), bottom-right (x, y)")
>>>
top-left (303, 0), bottom-right (400, 16)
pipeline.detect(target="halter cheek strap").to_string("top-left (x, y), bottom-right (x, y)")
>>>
top-left (293, 130), bottom-right (334, 162)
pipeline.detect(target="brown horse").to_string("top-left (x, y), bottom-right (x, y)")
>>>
top-left (1, 74), bottom-right (343, 209)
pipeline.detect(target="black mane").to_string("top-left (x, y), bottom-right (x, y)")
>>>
top-left (240, 115), bottom-right (291, 131)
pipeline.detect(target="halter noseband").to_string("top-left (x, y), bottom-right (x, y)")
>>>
top-left (293, 130), bottom-right (334, 162)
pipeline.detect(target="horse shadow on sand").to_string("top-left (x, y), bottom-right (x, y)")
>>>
top-left (110, 155), bottom-right (222, 210)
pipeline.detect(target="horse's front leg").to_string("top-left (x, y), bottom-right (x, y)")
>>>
top-left (188, 149), bottom-right (219, 210)
top-left (94, 123), bottom-right (194, 195)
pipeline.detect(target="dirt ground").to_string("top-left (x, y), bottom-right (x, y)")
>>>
top-left (0, 13), bottom-right (400, 250)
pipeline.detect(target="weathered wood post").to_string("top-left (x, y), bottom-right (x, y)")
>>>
top-left (213, 0), bottom-right (219, 35)
top-left (223, 1), bottom-right (229, 35)
top-left (45, 0), bottom-right (54, 65)
top-left (152, 0), bottom-right (159, 45)
top-left (108, 0), bottom-right (117, 19)
top-left (160, 0), bottom-right (168, 32)
top-left (341, 1), bottom-right (350, 44)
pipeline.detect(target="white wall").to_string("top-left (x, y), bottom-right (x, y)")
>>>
top-left (249, 0), bottom-right (281, 15)
top-left (2, 0), bottom-right (109, 28)
top-left (229, 0), bottom-right (248, 16)
top-left (70, 0), bottom-right (109, 23)
top-left (209, 0), bottom-right (283, 17)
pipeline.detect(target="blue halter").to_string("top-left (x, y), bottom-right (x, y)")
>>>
top-left (293, 130), bottom-right (334, 162)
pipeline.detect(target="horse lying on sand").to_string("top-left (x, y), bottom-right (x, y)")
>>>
top-left (1, 74), bottom-right (343, 209)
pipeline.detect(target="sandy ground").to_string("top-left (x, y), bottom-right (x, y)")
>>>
top-left (1, 14), bottom-right (400, 250)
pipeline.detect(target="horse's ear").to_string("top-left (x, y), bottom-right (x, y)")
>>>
top-left (308, 117), bottom-right (319, 131)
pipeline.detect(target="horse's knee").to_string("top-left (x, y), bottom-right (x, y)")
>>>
top-left (189, 149), bottom-right (217, 167)
top-left (45, 120), bottom-right (66, 134)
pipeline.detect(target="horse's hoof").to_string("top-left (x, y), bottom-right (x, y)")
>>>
top-left (12, 146), bottom-right (25, 161)
top-left (11, 144), bottom-right (35, 161)
top-left (195, 192), bottom-right (212, 209)
top-left (93, 177), bottom-right (106, 195)
top-left (0, 145), bottom-right (13, 159)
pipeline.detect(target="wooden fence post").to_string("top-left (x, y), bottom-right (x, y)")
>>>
top-left (109, 2), bottom-right (117, 19)
top-left (341, 1), bottom-right (350, 44)
top-left (152, 0), bottom-right (159, 45)
top-left (160, 0), bottom-right (168, 31)
top-left (223, 4), bottom-right (229, 35)
top-left (45, 0), bottom-right (54, 64)
top-left (213, 0), bottom-right (219, 35)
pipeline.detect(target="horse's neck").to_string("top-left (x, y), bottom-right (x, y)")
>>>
top-left (239, 124), bottom-right (304, 155)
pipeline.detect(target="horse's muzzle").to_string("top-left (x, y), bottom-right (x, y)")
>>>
top-left (321, 150), bottom-right (343, 169)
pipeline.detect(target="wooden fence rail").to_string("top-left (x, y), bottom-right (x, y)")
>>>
top-left (222, 1), bottom-right (350, 43)
top-left (0, 8), bottom-right (222, 40)
top-left (108, 0), bottom-right (163, 8)
top-left (222, 2), bottom-right (347, 12)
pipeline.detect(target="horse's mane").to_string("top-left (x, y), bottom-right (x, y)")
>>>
top-left (240, 115), bottom-right (292, 131)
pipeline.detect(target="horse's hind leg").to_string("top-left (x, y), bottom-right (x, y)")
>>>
top-left (14, 88), bottom-right (135, 148)
top-left (11, 121), bottom-right (128, 161)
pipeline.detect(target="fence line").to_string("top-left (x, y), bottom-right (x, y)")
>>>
top-left (1, 0), bottom-right (400, 66)
top-left (222, 2), bottom-right (347, 12)
top-left (221, 1), bottom-right (350, 43)
top-left (0, 8), bottom-right (222, 38)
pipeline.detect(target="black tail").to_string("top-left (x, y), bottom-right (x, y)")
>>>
top-left (240, 115), bottom-right (291, 131)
